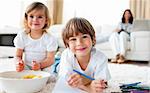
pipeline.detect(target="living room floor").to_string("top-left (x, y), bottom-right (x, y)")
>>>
top-left (109, 60), bottom-right (150, 66)
top-left (0, 58), bottom-right (150, 93)
top-left (106, 60), bottom-right (150, 92)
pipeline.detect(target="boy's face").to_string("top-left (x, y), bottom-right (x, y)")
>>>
top-left (68, 32), bottom-right (93, 58)
top-left (27, 9), bottom-right (46, 31)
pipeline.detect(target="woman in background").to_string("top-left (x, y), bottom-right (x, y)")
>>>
top-left (109, 9), bottom-right (133, 63)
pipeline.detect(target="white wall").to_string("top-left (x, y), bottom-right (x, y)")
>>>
top-left (0, 0), bottom-right (47, 29)
top-left (63, 0), bottom-right (130, 26)
top-left (0, 0), bottom-right (22, 28)
top-left (0, 0), bottom-right (129, 29)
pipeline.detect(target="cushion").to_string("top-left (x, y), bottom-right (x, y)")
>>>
top-left (96, 24), bottom-right (116, 43)
top-left (49, 24), bottom-right (65, 48)
top-left (132, 19), bottom-right (150, 31)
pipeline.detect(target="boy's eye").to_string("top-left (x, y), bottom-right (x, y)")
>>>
top-left (82, 35), bottom-right (88, 38)
top-left (69, 37), bottom-right (77, 42)
top-left (82, 34), bottom-right (90, 39)
top-left (69, 38), bottom-right (76, 41)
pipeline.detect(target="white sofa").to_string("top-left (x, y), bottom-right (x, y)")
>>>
top-left (49, 20), bottom-right (150, 61)
top-left (0, 20), bottom-right (149, 61)
top-left (0, 26), bottom-right (19, 58)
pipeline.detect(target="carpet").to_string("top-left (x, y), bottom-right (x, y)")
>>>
top-left (39, 62), bottom-right (150, 93)
top-left (105, 62), bottom-right (150, 92)
top-left (0, 59), bottom-right (150, 93)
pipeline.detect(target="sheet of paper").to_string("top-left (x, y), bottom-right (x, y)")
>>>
top-left (52, 77), bottom-right (87, 93)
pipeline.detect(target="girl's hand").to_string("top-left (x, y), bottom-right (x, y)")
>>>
top-left (90, 80), bottom-right (107, 93)
top-left (16, 60), bottom-right (24, 72)
top-left (67, 73), bottom-right (83, 88)
top-left (32, 61), bottom-right (40, 71)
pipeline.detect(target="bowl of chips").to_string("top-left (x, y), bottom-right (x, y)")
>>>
top-left (0, 70), bottom-right (50, 93)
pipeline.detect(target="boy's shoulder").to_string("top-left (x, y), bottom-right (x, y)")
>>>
top-left (61, 48), bottom-right (74, 57)
top-left (62, 48), bottom-right (71, 54)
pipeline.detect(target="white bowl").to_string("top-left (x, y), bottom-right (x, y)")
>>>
top-left (0, 70), bottom-right (50, 93)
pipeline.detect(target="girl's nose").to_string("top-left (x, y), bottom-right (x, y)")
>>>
top-left (33, 16), bottom-right (38, 21)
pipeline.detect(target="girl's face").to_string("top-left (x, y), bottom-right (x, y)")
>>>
top-left (27, 9), bottom-right (46, 31)
top-left (124, 11), bottom-right (131, 20)
top-left (68, 32), bottom-right (93, 58)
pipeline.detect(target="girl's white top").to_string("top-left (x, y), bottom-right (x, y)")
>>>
top-left (14, 30), bottom-right (58, 66)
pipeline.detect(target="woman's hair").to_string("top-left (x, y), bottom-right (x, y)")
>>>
top-left (62, 17), bottom-right (96, 48)
top-left (23, 2), bottom-right (51, 33)
top-left (121, 9), bottom-right (133, 24)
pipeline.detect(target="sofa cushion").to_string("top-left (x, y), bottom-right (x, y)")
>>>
top-left (94, 25), bottom-right (109, 43)
top-left (132, 20), bottom-right (150, 31)
top-left (48, 24), bottom-right (65, 49)
top-left (96, 24), bottom-right (116, 43)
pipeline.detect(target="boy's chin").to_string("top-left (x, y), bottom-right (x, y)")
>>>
top-left (75, 53), bottom-right (89, 57)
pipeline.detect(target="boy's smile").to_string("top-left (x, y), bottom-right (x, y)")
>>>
top-left (76, 47), bottom-right (87, 51)
top-left (68, 33), bottom-right (93, 58)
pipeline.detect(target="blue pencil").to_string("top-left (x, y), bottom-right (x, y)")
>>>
top-left (73, 69), bottom-right (95, 80)
top-left (122, 82), bottom-right (141, 87)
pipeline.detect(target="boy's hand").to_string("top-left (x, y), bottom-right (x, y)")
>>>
top-left (32, 61), bottom-right (40, 71)
top-left (90, 80), bottom-right (107, 93)
top-left (67, 73), bottom-right (83, 88)
top-left (16, 60), bottom-right (24, 72)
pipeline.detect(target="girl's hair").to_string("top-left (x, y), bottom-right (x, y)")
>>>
top-left (122, 9), bottom-right (133, 24)
top-left (62, 17), bottom-right (96, 48)
top-left (23, 2), bottom-right (51, 33)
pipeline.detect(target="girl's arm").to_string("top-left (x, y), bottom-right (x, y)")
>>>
top-left (39, 51), bottom-right (55, 69)
top-left (15, 48), bottom-right (23, 60)
top-left (15, 48), bottom-right (24, 72)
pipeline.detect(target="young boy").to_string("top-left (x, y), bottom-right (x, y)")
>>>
top-left (58, 17), bottom-right (111, 93)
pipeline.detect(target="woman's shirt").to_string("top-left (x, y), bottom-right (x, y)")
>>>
top-left (14, 30), bottom-right (58, 66)
top-left (117, 22), bottom-right (133, 33)
top-left (58, 47), bottom-right (111, 81)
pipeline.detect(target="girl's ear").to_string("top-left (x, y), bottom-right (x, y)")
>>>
top-left (45, 18), bottom-right (48, 24)
top-left (92, 38), bottom-right (96, 46)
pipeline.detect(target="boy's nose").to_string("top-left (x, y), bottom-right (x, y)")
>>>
top-left (76, 39), bottom-right (83, 45)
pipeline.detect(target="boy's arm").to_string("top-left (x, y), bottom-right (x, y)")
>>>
top-left (81, 77), bottom-right (107, 87)
top-left (77, 84), bottom-right (91, 92)
top-left (78, 79), bottom-right (108, 93)
top-left (76, 76), bottom-right (91, 92)
top-left (80, 75), bottom-right (92, 85)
